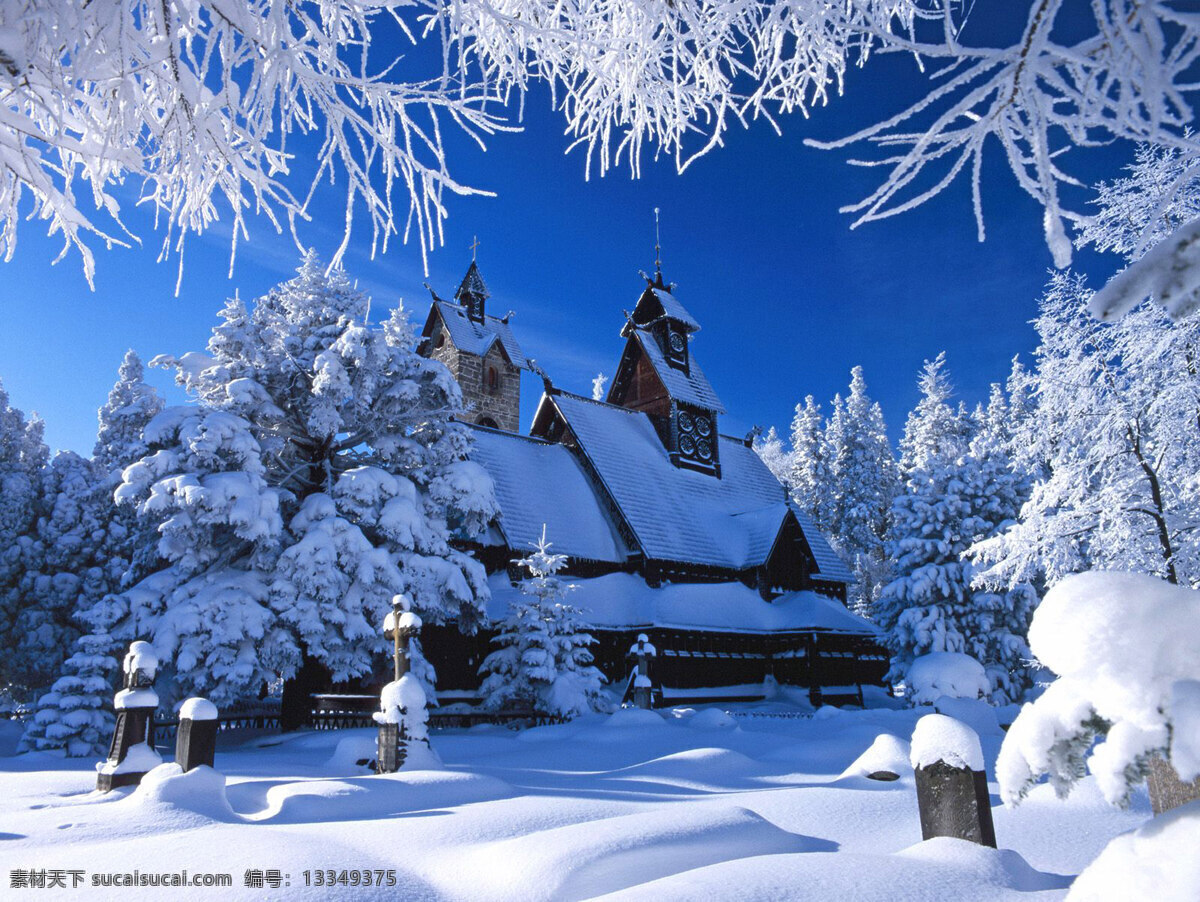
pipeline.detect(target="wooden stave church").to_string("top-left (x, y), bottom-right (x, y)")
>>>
top-left (417, 259), bottom-right (888, 707)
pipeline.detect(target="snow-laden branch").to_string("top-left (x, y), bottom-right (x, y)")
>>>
top-left (2, 0), bottom-right (1197, 281)
top-left (1091, 217), bottom-right (1200, 321)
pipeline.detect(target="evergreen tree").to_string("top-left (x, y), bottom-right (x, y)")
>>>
top-left (898, 353), bottom-right (967, 477)
top-left (787, 396), bottom-right (827, 528)
top-left (20, 353), bottom-right (164, 754)
top-left (107, 253), bottom-right (498, 708)
top-left (821, 367), bottom-right (900, 618)
top-left (877, 357), bottom-right (974, 692)
top-left (0, 380), bottom-right (49, 695)
top-left (479, 528), bottom-right (605, 719)
top-left (751, 426), bottom-right (791, 488)
top-left (12, 452), bottom-right (102, 690)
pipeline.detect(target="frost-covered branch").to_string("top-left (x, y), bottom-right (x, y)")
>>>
top-left (2, 0), bottom-right (1197, 282)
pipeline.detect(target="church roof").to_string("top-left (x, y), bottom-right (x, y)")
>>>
top-left (548, 392), bottom-right (791, 569)
top-left (467, 425), bottom-right (628, 563)
top-left (631, 330), bottom-right (725, 413)
top-left (648, 286), bottom-right (700, 331)
top-left (432, 300), bottom-right (529, 369)
top-left (485, 572), bottom-right (876, 635)
top-left (789, 506), bottom-right (854, 584)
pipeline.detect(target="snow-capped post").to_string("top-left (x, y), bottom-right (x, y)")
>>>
top-left (910, 714), bottom-right (996, 848)
top-left (376, 596), bottom-right (425, 774)
top-left (629, 634), bottom-right (657, 709)
top-left (384, 594), bottom-right (420, 682)
top-left (175, 698), bottom-right (219, 773)
top-left (96, 641), bottom-right (162, 792)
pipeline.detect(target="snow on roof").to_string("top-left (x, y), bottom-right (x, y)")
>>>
top-left (550, 393), bottom-right (791, 569)
top-left (468, 425), bottom-right (628, 563)
top-left (435, 301), bottom-right (528, 369)
top-left (486, 572), bottom-right (878, 635)
top-left (633, 331), bottom-right (725, 414)
top-left (789, 506), bottom-right (854, 584)
top-left (650, 287), bottom-right (701, 332)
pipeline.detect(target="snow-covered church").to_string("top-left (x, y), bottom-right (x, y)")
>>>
top-left (417, 259), bottom-right (887, 706)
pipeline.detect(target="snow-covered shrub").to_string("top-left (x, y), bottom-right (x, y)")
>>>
top-left (107, 254), bottom-right (497, 707)
top-left (479, 528), bottom-right (605, 720)
top-left (907, 653), bottom-right (989, 706)
top-left (998, 572), bottom-right (1200, 808)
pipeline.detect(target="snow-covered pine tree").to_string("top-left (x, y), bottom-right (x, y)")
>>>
top-left (820, 367), bottom-right (900, 618)
top-left (876, 356), bottom-right (978, 694)
top-left (479, 527), bottom-right (605, 720)
top-left (751, 426), bottom-right (792, 489)
top-left (959, 385), bottom-right (1038, 703)
top-left (897, 353), bottom-right (968, 478)
top-left (0, 380), bottom-right (49, 696)
top-left (110, 253), bottom-right (498, 711)
top-left (12, 452), bottom-right (102, 691)
top-left (787, 396), bottom-right (827, 528)
top-left (20, 353), bottom-right (165, 755)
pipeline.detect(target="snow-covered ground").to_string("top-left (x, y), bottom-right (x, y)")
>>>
top-left (0, 701), bottom-right (1148, 900)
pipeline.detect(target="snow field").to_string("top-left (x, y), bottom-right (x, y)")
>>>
top-left (0, 704), bottom-right (1150, 901)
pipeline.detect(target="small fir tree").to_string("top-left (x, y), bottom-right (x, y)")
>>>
top-left (479, 527), bottom-right (605, 719)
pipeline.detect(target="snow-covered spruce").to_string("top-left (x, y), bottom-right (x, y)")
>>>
top-left (998, 572), bottom-right (1200, 809)
top-left (19, 352), bottom-right (164, 755)
top-left (479, 527), bottom-right (606, 719)
top-left (108, 254), bottom-right (497, 709)
top-left (0, 379), bottom-right (48, 695)
top-left (877, 354), bottom-right (1035, 704)
top-left (761, 369), bottom-right (899, 620)
top-left (819, 367), bottom-right (900, 619)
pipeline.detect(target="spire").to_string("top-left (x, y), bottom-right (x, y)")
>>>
top-left (652, 208), bottom-right (665, 289)
top-left (455, 258), bottom-right (489, 322)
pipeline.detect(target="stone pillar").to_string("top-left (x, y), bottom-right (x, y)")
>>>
top-left (175, 698), bottom-right (219, 772)
top-left (96, 641), bottom-right (162, 792)
top-left (628, 634), bottom-right (657, 709)
top-left (910, 713), bottom-right (996, 848)
top-left (377, 594), bottom-right (425, 774)
top-left (1147, 754), bottom-right (1200, 816)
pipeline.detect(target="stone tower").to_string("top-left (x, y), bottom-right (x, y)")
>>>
top-left (418, 260), bottom-right (527, 432)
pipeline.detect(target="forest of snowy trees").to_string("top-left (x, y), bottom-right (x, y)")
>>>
top-left (751, 140), bottom-right (1200, 807)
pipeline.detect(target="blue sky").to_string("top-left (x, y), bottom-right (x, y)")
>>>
top-left (0, 25), bottom-right (1130, 456)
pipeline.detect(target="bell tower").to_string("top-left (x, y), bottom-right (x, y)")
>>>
top-left (417, 252), bottom-right (528, 433)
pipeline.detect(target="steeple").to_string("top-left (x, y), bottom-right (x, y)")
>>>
top-left (456, 259), bottom-right (489, 323)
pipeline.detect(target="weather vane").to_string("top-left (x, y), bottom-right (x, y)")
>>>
top-left (653, 208), bottom-right (661, 274)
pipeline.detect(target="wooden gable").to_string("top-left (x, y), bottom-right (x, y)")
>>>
top-left (607, 337), bottom-right (672, 418)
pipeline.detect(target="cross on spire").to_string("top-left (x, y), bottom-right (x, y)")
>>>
top-left (470, 235), bottom-right (481, 261)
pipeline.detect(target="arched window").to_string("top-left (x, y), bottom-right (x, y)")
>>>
top-left (485, 366), bottom-right (499, 393)
top-left (477, 416), bottom-right (499, 429)
top-left (434, 332), bottom-right (446, 350)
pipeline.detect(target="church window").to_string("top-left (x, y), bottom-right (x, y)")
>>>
top-left (477, 416), bottom-right (499, 428)
top-left (669, 331), bottom-right (685, 354)
top-left (435, 332), bottom-right (446, 349)
top-left (485, 366), bottom-right (499, 393)
top-left (678, 410), bottom-right (694, 433)
top-left (679, 434), bottom-right (696, 456)
top-left (697, 438), bottom-right (712, 461)
top-left (695, 416), bottom-right (712, 437)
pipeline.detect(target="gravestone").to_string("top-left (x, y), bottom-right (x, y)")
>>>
top-left (176, 698), bottom-right (219, 772)
top-left (910, 713), bottom-right (996, 847)
top-left (96, 641), bottom-right (162, 792)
